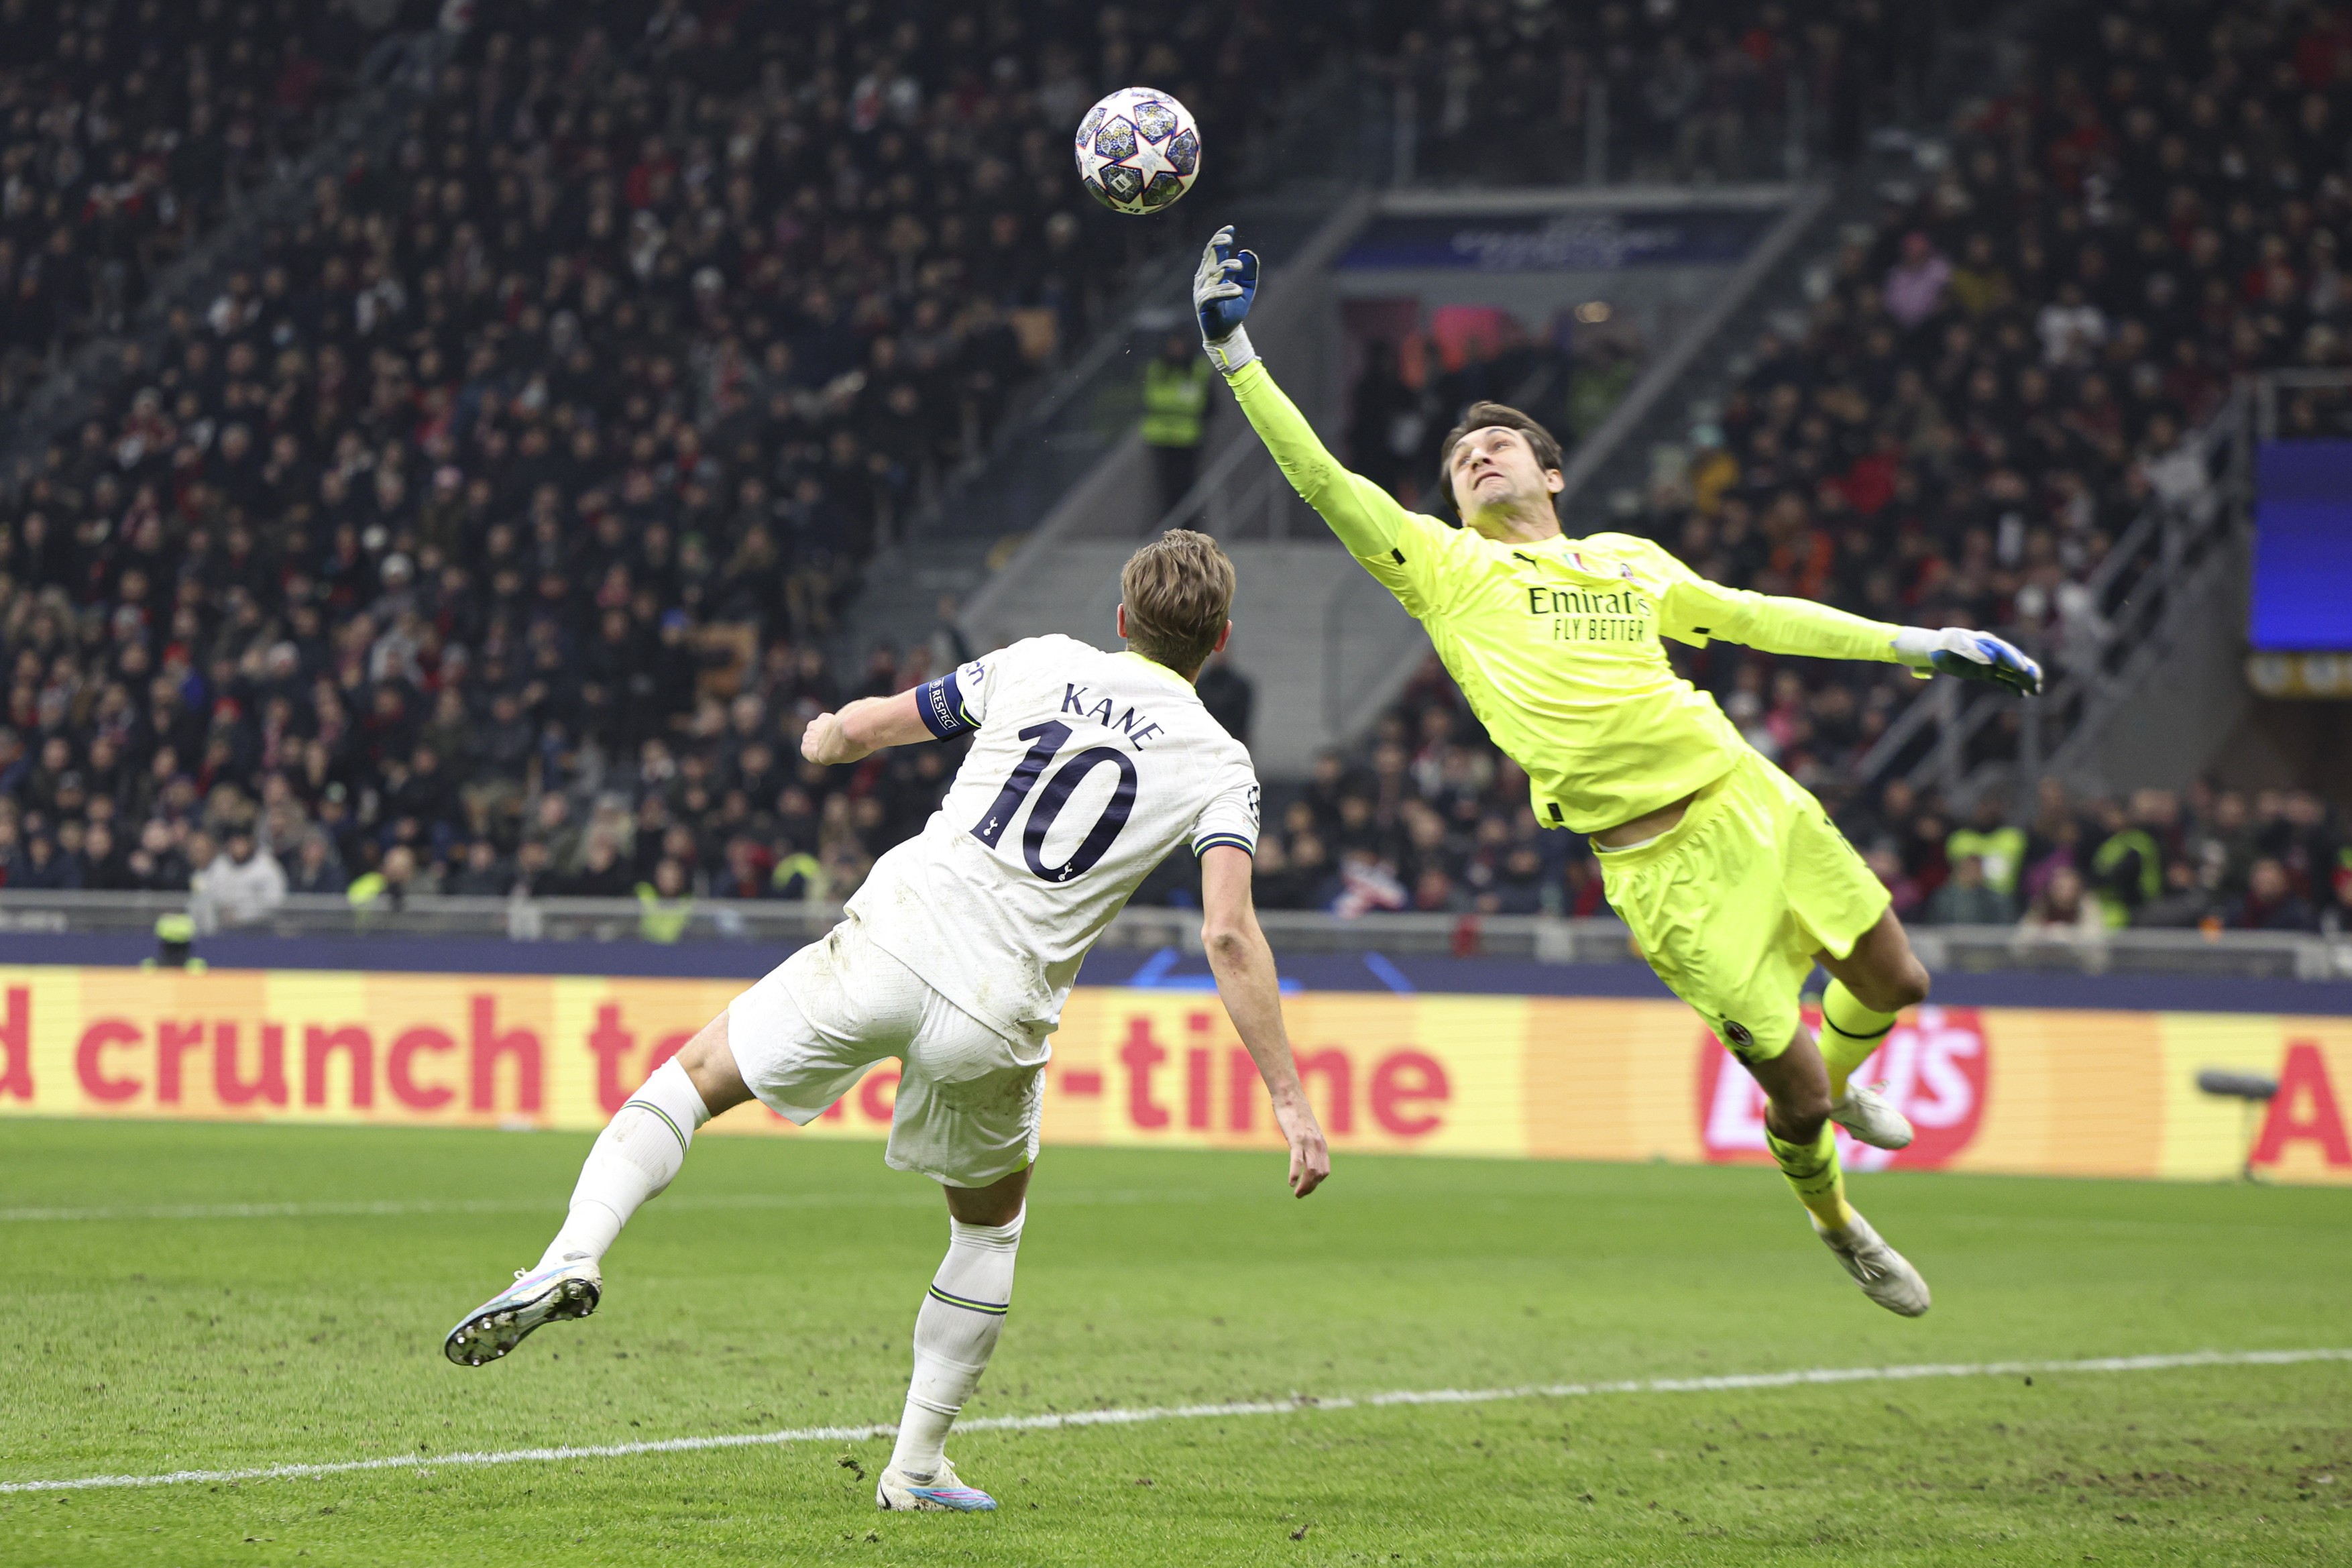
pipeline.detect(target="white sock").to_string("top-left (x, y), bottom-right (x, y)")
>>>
top-left (537, 1060), bottom-right (710, 1270)
top-left (889, 1207), bottom-right (1025, 1480)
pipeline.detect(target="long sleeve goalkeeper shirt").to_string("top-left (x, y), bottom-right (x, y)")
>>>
top-left (1225, 357), bottom-right (1907, 832)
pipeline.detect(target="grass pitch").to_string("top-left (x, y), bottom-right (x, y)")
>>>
top-left (1, 1119), bottom-right (2347, 1565)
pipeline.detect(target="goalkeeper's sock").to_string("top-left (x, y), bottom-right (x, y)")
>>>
top-left (537, 1060), bottom-right (710, 1270)
top-left (1819, 981), bottom-right (1899, 1101)
top-left (890, 1209), bottom-right (1025, 1481)
top-left (1766, 1121), bottom-right (1856, 1233)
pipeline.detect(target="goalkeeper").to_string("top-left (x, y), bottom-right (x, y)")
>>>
top-left (1194, 227), bottom-right (2043, 1316)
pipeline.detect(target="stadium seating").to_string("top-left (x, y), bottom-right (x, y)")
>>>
top-left (1270, 657), bottom-right (2348, 932)
top-left (0, 0), bottom-right (380, 409)
top-left (1308, 0), bottom-right (2350, 932)
top-left (0, 0), bottom-right (2340, 938)
top-left (0, 0), bottom-right (1337, 906)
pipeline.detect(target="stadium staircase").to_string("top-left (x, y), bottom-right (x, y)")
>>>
top-left (843, 16), bottom-right (2062, 785)
top-left (939, 180), bottom-right (1842, 777)
top-left (1858, 364), bottom-right (2352, 805)
top-left (951, 188), bottom-right (1377, 777)
top-left (834, 60), bottom-right (1372, 667)
top-left (1854, 384), bottom-right (2257, 807)
top-left (832, 187), bottom-right (1351, 669)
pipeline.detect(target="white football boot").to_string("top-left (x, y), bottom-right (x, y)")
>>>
top-left (1817, 1211), bottom-right (1931, 1317)
top-left (1828, 1082), bottom-right (1915, 1150)
top-left (443, 1255), bottom-right (601, 1366)
top-left (877, 1457), bottom-right (998, 1512)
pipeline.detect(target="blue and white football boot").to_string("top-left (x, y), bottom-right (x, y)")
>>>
top-left (443, 1255), bottom-right (601, 1367)
top-left (876, 1457), bottom-right (998, 1512)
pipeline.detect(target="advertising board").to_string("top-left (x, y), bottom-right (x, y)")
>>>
top-left (1, 969), bottom-right (2343, 1184)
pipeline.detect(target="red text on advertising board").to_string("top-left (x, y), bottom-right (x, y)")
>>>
top-left (1696, 1005), bottom-right (1989, 1170)
top-left (1092, 1011), bottom-right (1449, 1139)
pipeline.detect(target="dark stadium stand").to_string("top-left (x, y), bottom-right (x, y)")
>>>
top-left (1279, 658), bottom-right (2349, 933)
top-left (0, 0), bottom-right (2340, 938)
top-left (0, 0), bottom-right (1341, 906)
top-left (0, 0), bottom-right (384, 409)
top-left (9, 12), bottom-right (2351, 1555)
top-left (1320, 0), bottom-right (2352, 932)
top-left (1366, 0), bottom-right (1925, 186)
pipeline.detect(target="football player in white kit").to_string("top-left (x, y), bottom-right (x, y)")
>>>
top-left (443, 530), bottom-right (1331, 1514)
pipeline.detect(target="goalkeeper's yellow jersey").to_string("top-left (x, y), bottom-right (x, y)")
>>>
top-left (1227, 359), bottom-right (1907, 834)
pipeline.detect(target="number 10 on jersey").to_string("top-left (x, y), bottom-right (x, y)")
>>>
top-left (972, 722), bottom-right (1139, 883)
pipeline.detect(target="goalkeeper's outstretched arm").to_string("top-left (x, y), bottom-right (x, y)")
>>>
top-left (1193, 226), bottom-right (2041, 699)
top-left (1652, 563), bottom-right (1903, 665)
top-left (1192, 227), bottom-right (1414, 561)
top-left (1650, 549), bottom-right (2044, 697)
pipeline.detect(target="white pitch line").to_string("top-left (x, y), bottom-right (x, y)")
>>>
top-left (4, 1347), bottom-right (2345, 1496)
top-left (0, 1194), bottom-right (936, 1224)
top-left (0, 1190), bottom-right (1176, 1224)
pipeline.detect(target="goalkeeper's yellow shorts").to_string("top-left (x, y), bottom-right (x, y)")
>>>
top-left (1596, 748), bottom-right (1890, 1064)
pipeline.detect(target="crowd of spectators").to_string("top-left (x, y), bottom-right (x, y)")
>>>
top-left (1371, 0), bottom-right (1932, 186)
top-left (1346, 305), bottom-right (1646, 514)
top-left (1851, 775), bottom-right (2349, 936)
top-left (0, 0), bottom-right (2345, 940)
top-left (1614, 0), bottom-right (2352, 785)
top-left (1249, 661), bottom-right (1577, 920)
top-left (0, 0), bottom-right (396, 409)
top-left (1361, 1), bottom-right (2352, 789)
top-left (1307, 0), bottom-right (2352, 934)
top-left (1253, 657), bottom-right (2351, 934)
top-left (0, 0), bottom-right (1342, 918)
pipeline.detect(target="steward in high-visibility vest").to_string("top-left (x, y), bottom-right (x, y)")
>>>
top-left (1141, 353), bottom-right (1211, 448)
top-left (1143, 331), bottom-right (1211, 513)
top-left (771, 850), bottom-right (828, 902)
top-left (636, 881), bottom-right (693, 944)
top-left (141, 912), bottom-right (207, 970)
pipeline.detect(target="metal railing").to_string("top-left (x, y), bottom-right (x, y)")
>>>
top-left (1854, 378), bottom-right (2257, 803)
top-left (1382, 68), bottom-right (1817, 190)
top-left (891, 62), bottom-right (1367, 555)
top-left (2, 892), bottom-right (2344, 981)
top-left (1907, 922), bottom-right (2349, 983)
top-left (1321, 563), bottom-right (1422, 740)
top-left (1159, 431), bottom-right (1329, 545)
top-left (1294, 184), bottom-right (1834, 753)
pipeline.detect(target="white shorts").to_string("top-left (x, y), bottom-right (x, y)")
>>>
top-left (725, 915), bottom-right (1048, 1188)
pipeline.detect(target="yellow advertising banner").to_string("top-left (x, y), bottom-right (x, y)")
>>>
top-left (0, 966), bottom-right (2345, 1184)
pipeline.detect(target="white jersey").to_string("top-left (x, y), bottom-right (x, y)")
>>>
top-left (844, 634), bottom-right (1259, 1044)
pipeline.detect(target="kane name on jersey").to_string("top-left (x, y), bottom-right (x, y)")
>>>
top-left (844, 634), bottom-right (1259, 1045)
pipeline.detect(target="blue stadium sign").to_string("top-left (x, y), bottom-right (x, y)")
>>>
top-left (2249, 440), bottom-right (2352, 653)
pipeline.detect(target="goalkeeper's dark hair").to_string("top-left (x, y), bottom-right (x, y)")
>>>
top-left (1120, 528), bottom-right (1234, 678)
top-left (1438, 402), bottom-right (1565, 490)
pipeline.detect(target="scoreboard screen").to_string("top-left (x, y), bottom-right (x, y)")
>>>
top-left (2249, 440), bottom-right (2352, 651)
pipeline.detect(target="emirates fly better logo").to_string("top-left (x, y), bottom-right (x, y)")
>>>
top-left (1696, 1005), bottom-right (1991, 1170)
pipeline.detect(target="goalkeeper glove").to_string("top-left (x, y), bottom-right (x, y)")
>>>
top-left (1192, 224), bottom-right (1259, 373)
top-left (1891, 626), bottom-right (2044, 697)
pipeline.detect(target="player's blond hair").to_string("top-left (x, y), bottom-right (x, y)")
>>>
top-left (1119, 528), bottom-right (1234, 678)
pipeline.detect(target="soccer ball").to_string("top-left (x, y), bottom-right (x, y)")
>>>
top-left (1074, 87), bottom-right (1200, 215)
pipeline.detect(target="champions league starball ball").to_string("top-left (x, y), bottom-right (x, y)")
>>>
top-left (1074, 87), bottom-right (1200, 215)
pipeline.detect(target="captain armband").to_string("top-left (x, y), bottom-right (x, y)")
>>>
top-left (914, 672), bottom-right (975, 739)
